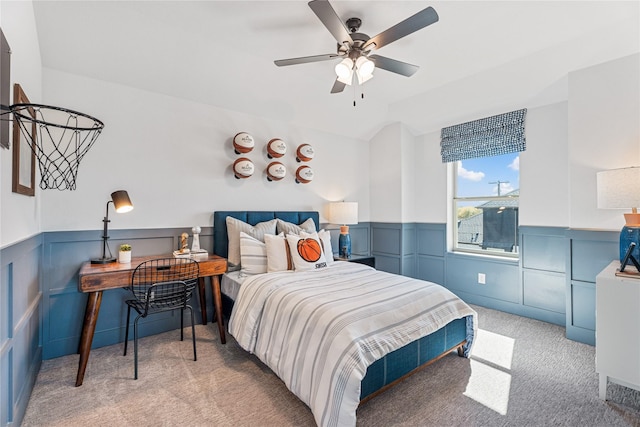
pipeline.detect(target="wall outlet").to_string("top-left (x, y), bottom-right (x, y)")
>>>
top-left (478, 273), bottom-right (486, 285)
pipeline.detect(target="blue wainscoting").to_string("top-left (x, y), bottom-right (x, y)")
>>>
top-left (372, 222), bottom-right (617, 345)
top-left (1, 234), bottom-right (43, 427)
top-left (371, 222), bottom-right (416, 276)
top-left (565, 229), bottom-right (617, 345)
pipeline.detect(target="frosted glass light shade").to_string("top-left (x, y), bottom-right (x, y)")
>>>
top-left (329, 202), bottom-right (358, 225)
top-left (335, 58), bottom-right (353, 79)
top-left (355, 56), bottom-right (374, 77)
top-left (597, 167), bottom-right (640, 226)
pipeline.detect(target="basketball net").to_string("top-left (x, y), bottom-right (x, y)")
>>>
top-left (11, 103), bottom-right (104, 190)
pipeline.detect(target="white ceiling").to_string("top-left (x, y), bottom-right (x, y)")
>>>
top-left (32, 1), bottom-right (640, 140)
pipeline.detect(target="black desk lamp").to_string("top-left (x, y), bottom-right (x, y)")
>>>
top-left (91, 190), bottom-right (134, 264)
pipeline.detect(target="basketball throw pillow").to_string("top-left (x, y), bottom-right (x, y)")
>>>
top-left (286, 232), bottom-right (328, 272)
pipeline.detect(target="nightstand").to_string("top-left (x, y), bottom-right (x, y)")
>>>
top-left (334, 254), bottom-right (375, 268)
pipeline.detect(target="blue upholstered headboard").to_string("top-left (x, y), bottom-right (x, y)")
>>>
top-left (213, 211), bottom-right (320, 259)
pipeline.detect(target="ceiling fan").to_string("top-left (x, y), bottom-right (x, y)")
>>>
top-left (274, 0), bottom-right (439, 94)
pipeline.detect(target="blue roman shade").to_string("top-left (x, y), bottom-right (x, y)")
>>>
top-left (440, 108), bottom-right (527, 163)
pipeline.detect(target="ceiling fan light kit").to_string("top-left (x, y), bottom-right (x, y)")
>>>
top-left (274, 0), bottom-right (439, 95)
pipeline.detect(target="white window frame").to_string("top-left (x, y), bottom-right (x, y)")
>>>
top-left (450, 161), bottom-right (519, 259)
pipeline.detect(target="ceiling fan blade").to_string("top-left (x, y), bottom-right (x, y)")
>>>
top-left (363, 6), bottom-right (438, 51)
top-left (330, 79), bottom-right (346, 94)
top-left (274, 53), bottom-right (340, 67)
top-left (308, 0), bottom-right (353, 45)
top-left (369, 55), bottom-right (419, 77)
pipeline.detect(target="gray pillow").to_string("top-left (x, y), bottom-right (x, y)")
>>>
top-left (226, 217), bottom-right (277, 267)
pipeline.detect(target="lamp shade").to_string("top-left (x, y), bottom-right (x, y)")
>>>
top-left (111, 190), bottom-right (134, 213)
top-left (329, 202), bottom-right (358, 225)
top-left (597, 167), bottom-right (640, 226)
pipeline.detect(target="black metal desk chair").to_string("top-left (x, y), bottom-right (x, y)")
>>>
top-left (123, 257), bottom-right (199, 379)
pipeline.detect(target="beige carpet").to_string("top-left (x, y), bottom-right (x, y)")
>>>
top-left (22, 306), bottom-right (640, 426)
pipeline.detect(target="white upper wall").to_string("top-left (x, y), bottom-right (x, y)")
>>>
top-left (0, 0), bottom-right (42, 248)
top-left (39, 68), bottom-right (371, 231)
top-left (568, 53), bottom-right (640, 230)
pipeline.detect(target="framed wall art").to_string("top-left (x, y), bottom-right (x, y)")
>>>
top-left (12, 83), bottom-right (36, 196)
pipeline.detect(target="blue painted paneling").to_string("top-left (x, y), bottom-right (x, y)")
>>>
top-left (520, 227), bottom-right (566, 273)
top-left (325, 223), bottom-right (370, 256)
top-left (569, 231), bottom-right (617, 283)
top-left (402, 224), bottom-right (415, 256)
top-left (371, 224), bottom-right (401, 256)
top-left (416, 256), bottom-right (445, 285)
top-left (522, 270), bottom-right (565, 314)
top-left (565, 229), bottom-right (617, 346)
top-left (416, 224), bottom-right (445, 257)
top-left (445, 254), bottom-right (520, 304)
top-left (1, 234), bottom-right (42, 427)
top-left (571, 282), bottom-right (596, 331)
top-left (375, 256), bottom-right (401, 275)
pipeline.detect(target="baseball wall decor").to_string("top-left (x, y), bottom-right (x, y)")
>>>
top-left (296, 143), bottom-right (314, 162)
top-left (233, 132), bottom-right (254, 154)
top-left (267, 138), bottom-right (287, 158)
top-left (295, 165), bottom-right (314, 184)
top-left (233, 157), bottom-right (255, 179)
top-left (267, 161), bottom-right (287, 181)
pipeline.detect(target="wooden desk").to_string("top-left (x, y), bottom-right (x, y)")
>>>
top-left (76, 254), bottom-right (227, 386)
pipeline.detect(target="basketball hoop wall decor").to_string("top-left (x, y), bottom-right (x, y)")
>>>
top-left (10, 102), bottom-right (105, 190)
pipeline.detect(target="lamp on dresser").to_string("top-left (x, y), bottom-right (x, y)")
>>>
top-left (597, 166), bottom-right (640, 264)
top-left (91, 190), bottom-right (134, 264)
top-left (329, 201), bottom-right (358, 259)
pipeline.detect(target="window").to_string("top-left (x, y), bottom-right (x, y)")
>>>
top-left (440, 108), bottom-right (526, 259)
top-left (453, 154), bottom-right (519, 258)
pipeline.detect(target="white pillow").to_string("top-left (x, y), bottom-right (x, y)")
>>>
top-left (276, 218), bottom-right (316, 235)
top-left (286, 232), bottom-right (328, 272)
top-left (264, 233), bottom-right (292, 272)
top-left (318, 229), bottom-right (334, 265)
top-left (239, 232), bottom-right (268, 275)
top-left (226, 217), bottom-right (277, 267)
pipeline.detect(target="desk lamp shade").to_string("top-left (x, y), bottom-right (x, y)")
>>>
top-left (329, 202), bottom-right (358, 258)
top-left (91, 190), bottom-right (134, 264)
top-left (597, 167), bottom-right (640, 264)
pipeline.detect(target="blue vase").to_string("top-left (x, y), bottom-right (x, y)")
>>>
top-left (620, 226), bottom-right (640, 264)
top-left (339, 233), bottom-right (351, 258)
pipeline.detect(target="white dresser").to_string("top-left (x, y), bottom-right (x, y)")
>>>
top-left (595, 260), bottom-right (640, 399)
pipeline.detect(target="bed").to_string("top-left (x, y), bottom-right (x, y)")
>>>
top-left (213, 211), bottom-right (476, 427)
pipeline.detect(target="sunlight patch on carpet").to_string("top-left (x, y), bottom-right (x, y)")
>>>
top-left (463, 328), bottom-right (515, 415)
top-left (471, 329), bottom-right (515, 370)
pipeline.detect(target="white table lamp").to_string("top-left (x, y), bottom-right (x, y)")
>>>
top-left (597, 166), bottom-right (640, 263)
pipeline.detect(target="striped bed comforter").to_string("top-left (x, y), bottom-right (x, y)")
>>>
top-left (228, 261), bottom-right (477, 427)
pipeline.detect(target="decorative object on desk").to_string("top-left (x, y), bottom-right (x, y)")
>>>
top-left (296, 143), bottom-right (314, 162)
top-left (190, 226), bottom-right (209, 260)
top-left (91, 190), bottom-right (134, 264)
top-left (10, 102), bottom-right (104, 190)
top-left (191, 226), bottom-right (201, 251)
top-left (233, 132), bottom-right (254, 154)
top-left (329, 201), bottom-right (358, 258)
top-left (11, 84), bottom-right (36, 196)
top-left (295, 165), bottom-right (314, 184)
top-left (597, 166), bottom-right (640, 263)
top-left (233, 157), bottom-right (254, 179)
top-left (267, 161), bottom-right (286, 181)
top-left (118, 244), bottom-right (132, 264)
top-left (267, 138), bottom-right (286, 158)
